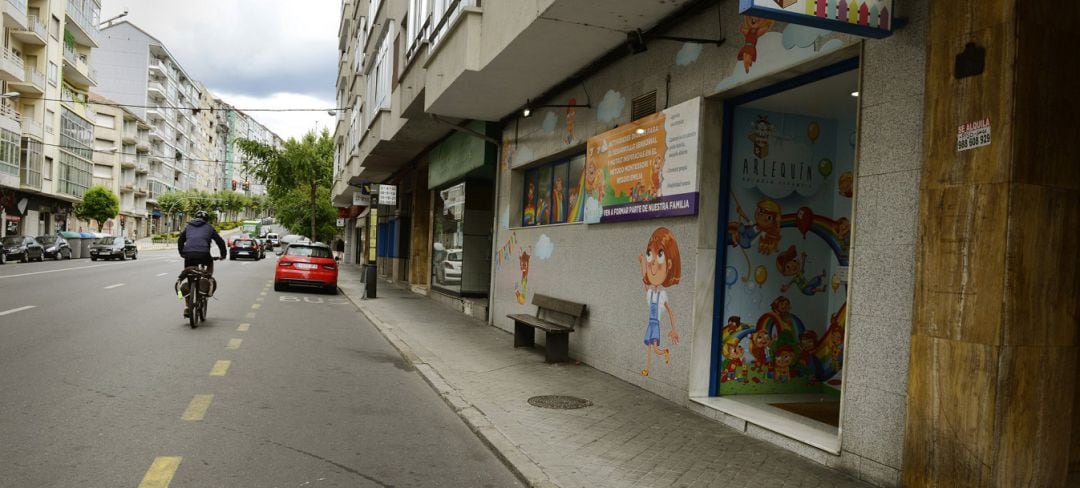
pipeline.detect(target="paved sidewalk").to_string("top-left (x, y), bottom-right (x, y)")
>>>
top-left (337, 265), bottom-right (867, 488)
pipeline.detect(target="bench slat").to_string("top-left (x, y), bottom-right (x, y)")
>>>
top-left (532, 294), bottom-right (586, 317)
top-left (508, 314), bottom-right (574, 333)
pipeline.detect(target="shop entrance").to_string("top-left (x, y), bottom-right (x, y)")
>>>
top-left (709, 59), bottom-right (858, 452)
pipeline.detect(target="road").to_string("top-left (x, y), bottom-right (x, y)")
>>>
top-left (0, 250), bottom-right (520, 487)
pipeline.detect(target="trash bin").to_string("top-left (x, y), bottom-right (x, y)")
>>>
top-left (60, 231), bottom-right (82, 259)
top-left (364, 263), bottom-right (377, 298)
top-left (79, 232), bottom-right (96, 259)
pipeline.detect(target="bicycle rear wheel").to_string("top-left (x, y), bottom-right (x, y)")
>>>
top-left (198, 295), bottom-right (207, 321)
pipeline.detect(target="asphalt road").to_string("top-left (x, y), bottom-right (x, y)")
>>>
top-left (0, 250), bottom-right (520, 487)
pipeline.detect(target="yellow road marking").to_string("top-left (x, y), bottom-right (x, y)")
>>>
top-left (260, 291), bottom-right (267, 296)
top-left (226, 338), bottom-right (242, 349)
top-left (251, 303), bottom-right (261, 309)
top-left (138, 456), bottom-right (182, 488)
top-left (237, 323), bottom-right (250, 332)
top-left (245, 312), bottom-right (256, 319)
top-left (210, 360), bottom-right (231, 376)
top-left (181, 395), bottom-right (213, 421)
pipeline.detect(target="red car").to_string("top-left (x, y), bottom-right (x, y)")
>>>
top-left (274, 242), bottom-right (338, 293)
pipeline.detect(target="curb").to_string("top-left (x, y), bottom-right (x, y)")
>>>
top-left (340, 283), bottom-right (559, 488)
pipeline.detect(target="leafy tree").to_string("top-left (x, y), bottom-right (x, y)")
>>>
top-left (156, 191), bottom-right (184, 218)
top-left (74, 185), bottom-right (120, 232)
top-left (238, 129), bottom-right (333, 241)
top-left (274, 186), bottom-right (338, 243)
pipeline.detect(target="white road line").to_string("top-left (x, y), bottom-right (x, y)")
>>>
top-left (0, 258), bottom-right (168, 280)
top-left (104, 283), bottom-right (125, 289)
top-left (156, 272), bottom-right (168, 277)
top-left (0, 305), bottom-right (36, 316)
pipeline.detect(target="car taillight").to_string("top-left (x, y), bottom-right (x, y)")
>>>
top-left (322, 264), bottom-right (337, 270)
top-left (278, 261), bottom-right (292, 267)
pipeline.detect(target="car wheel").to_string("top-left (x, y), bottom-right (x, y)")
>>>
top-left (20, 253), bottom-right (28, 263)
top-left (0, 253), bottom-right (5, 264)
top-left (91, 257), bottom-right (97, 261)
top-left (229, 255), bottom-right (235, 260)
top-left (273, 282), bottom-right (285, 292)
top-left (36, 252), bottom-right (44, 262)
top-left (118, 253), bottom-right (126, 261)
top-left (132, 251), bottom-right (138, 260)
top-left (325, 285), bottom-right (338, 295)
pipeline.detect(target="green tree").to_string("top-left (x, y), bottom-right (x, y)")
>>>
top-left (273, 186), bottom-right (337, 243)
top-left (237, 129), bottom-right (333, 241)
top-left (74, 185), bottom-right (120, 232)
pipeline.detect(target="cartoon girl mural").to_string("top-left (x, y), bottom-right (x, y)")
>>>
top-left (638, 227), bottom-right (681, 377)
top-left (651, 154), bottom-right (665, 200)
top-left (551, 175), bottom-right (566, 223)
top-left (737, 16), bottom-right (775, 74)
top-left (720, 316), bottom-right (750, 383)
top-left (514, 246), bottom-right (532, 305)
top-left (565, 97), bottom-right (577, 145)
top-left (776, 245), bottom-right (828, 296)
top-left (727, 195), bottom-right (783, 280)
top-left (523, 180), bottom-right (537, 226)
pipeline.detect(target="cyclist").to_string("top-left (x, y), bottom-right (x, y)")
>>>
top-left (177, 210), bottom-right (227, 317)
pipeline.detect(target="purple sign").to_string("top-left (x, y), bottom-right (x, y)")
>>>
top-left (601, 193), bottom-right (699, 223)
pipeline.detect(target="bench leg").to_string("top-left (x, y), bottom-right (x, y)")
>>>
top-left (545, 333), bottom-right (569, 363)
top-left (514, 322), bottom-right (535, 348)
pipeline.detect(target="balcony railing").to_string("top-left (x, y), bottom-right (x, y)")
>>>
top-left (23, 66), bottom-right (45, 89)
top-left (92, 176), bottom-right (113, 188)
top-left (429, 0), bottom-right (477, 51)
top-left (0, 104), bottom-right (22, 132)
top-left (65, 0), bottom-right (102, 47)
top-left (20, 115), bottom-right (41, 138)
top-left (61, 84), bottom-right (87, 105)
top-left (25, 14), bottom-right (47, 41)
top-left (2, 47), bottom-right (25, 78)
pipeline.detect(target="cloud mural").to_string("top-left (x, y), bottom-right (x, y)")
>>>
top-left (781, 24), bottom-right (828, 49)
top-left (715, 32), bottom-right (846, 93)
top-left (676, 42), bottom-right (704, 66)
top-left (541, 111), bottom-right (558, 134)
top-left (534, 234), bottom-right (555, 261)
top-left (596, 89), bottom-right (626, 123)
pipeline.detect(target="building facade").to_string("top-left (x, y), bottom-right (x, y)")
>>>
top-left (334, 1), bottom-right (1078, 486)
top-left (0, 0), bottom-right (102, 238)
top-left (86, 93), bottom-right (150, 237)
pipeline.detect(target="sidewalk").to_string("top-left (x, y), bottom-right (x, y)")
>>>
top-left (338, 265), bottom-right (868, 488)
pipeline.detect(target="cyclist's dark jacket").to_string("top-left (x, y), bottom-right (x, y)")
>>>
top-left (177, 219), bottom-right (226, 257)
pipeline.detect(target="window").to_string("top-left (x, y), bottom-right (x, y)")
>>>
top-left (0, 129), bottom-right (19, 177)
top-left (47, 62), bottom-right (58, 86)
top-left (96, 113), bottom-right (115, 128)
top-left (521, 154), bottom-right (585, 227)
top-left (407, 0), bottom-right (431, 59)
top-left (44, 156), bottom-right (53, 180)
top-left (50, 15), bottom-right (60, 39)
top-left (59, 108), bottom-right (94, 197)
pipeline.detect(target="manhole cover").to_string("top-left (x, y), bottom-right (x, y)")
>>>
top-left (527, 395), bottom-right (592, 409)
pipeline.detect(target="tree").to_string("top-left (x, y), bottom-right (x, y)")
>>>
top-left (237, 129), bottom-right (333, 241)
top-left (273, 186), bottom-right (337, 243)
top-left (74, 185), bottom-right (120, 233)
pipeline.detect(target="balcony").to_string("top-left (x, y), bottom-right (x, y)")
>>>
top-left (92, 176), bottom-right (113, 189)
top-left (19, 146), bottom-right (42, 191)
top-left (10, 66), bottom-right (46, 95)
top-left (136, 154), bottom-right (149, 173)
top-left (62, 44), bottom-right (96, 88)
top-left (149, 129), bottom-right (164, 143)
top-left (19, 115), bottom-right (41, 139)
top-left (147, 80), bottom-right (165, 99)
top-left (3, 0), bottom-right (28, 30)
top-left (0, 47), bottom-right (25, 83)
top-left (136, 131), bottom-right (150, 150)
top-left (11, 14), bottom-right (47, 46)
top-left (422, 0), bottom-right (690, 120)
top-left (0, 104), bottom-right (21, 134)
top-left (65, 0), bottom-right (101, 48)
top-left (120, 152), bottom-right (136, 169)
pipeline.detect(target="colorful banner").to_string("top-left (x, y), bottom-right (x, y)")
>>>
top-left (585, 97), bottom-right (701, 224)
top-left (739, 0), bottom-right (893, 39)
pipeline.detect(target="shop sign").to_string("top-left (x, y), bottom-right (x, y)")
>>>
top-left (957, 117), bottom-right (991, 152)
top-left (739, 0), bottom-right (893, 39)
top-left (585, 97), bottom-right (701, 223)
top-left (352, 192), bottom-right (370, 206)
top-left (336, 218), bottom-right (346, 227)
top-left (378, 185), bottom-right (397, 205)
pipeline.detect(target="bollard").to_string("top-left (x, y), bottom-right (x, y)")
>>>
top-left (364, 263), bottom-right (377, 298)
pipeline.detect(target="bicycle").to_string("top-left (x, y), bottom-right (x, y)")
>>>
top-left (176, 257), bottom-right (223, 328)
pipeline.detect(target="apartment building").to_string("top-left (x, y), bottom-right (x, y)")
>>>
top-left (85, 93), bottom-right (149, 237)
top-left (213, 97), bottom-right (281, 196)
top-left (0, 0), bottom-right (101, 237)
top-left (93, 21), bottom-right (206, 197)
top-left (335, 0), bottom-right (1080, 486)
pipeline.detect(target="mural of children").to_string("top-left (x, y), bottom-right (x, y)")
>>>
top-left (638, 227), bottom-right (682, 377)
top-left (838, 171), bottom-right (853, 198)
top-left (551, 175), bottom-right (566, 223)
top-left (748, 115), bottom-right (774, 158)
top-left (565, 97), bottom-right (577, 145)
top-left (798, 330), bottom-right (819, 385)
top-left (749, 328), bottom-right (774, 378)
top-left (776, 245), bottom-right (828, 296)
top-left (651, 155), bottom-right (665, 199)
top-left (755, 199), bottom-right (782, 254)
top-left (523, 181), bottom-right (537, 226)
top-left (835, 217), bottom-right (851, 259)
top-left (585, 158), bottom-right (604, 202)
top-left (774, 344), bottom-right (796, 383)
top-left (514, 247), bottom-right (532, 305)
top-left (737, 16), bottom-right (775, 74)
top-left (721, 316), bottom-right (750, 383)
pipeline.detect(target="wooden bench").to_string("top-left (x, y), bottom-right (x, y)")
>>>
top-left (507, 293), bottom-right (587, 363)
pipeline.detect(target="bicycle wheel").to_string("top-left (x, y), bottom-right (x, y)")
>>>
top-left (188, 279), bottom-right (199, 328)
top-left (198, 294), bottom-right (207, 321)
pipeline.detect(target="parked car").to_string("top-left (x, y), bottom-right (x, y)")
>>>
top-left (253, 238), bottom-right (268, 259)
top-left (275, 234), bottom-right (309, 255)
top-left (435, 249), bottom-right (463, 284)
top-left (2, 235), bottom-right (45, 263)
top-left (89, 236), bottom-right (138, 261)
top-left (229, 237), bottom-right (262, 260)
top-left (36, 235), bottom-right (72, 260)
top-left (274, 242), bottom-right (337, 293)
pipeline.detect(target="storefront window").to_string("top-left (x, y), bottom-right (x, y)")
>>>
top-left (521, 153), bottom-right (585, 227)
top-left (433, 182), bottom-right (465, 293)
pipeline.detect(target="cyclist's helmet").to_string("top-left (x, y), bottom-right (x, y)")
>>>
top-left (194, 210), bottom-right (209, 220)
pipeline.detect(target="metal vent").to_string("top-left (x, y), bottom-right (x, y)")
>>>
top-left (631, 90), bottom-right (657, 121)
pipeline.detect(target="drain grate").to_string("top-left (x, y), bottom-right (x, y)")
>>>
top-left (527, 395), bottom-right (592, 410)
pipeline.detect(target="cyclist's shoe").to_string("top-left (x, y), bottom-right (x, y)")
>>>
top-left (183, 307), bottom-right (191, 318)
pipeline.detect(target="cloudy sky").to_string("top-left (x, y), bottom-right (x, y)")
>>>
top-left (100, 0), bottom-right (340, 141)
